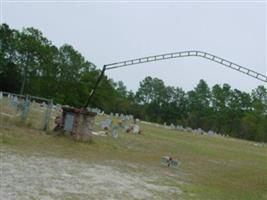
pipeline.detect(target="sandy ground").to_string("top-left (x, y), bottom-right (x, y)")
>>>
top-left (1, 148), bottom-right (182, 200)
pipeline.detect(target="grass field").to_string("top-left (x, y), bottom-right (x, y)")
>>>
top-left (1, 111), bottom-right (267, 200)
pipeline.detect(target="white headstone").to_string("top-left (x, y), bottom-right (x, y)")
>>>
top-left (0, 92), bottom-right (3, 100)
top-left (133, 124), bottom-right (140, 134)
top-left (208, 130), bottom-right (214, 136)
top-left (112, 129), bottom-right (118, 138)
top-left (12, 96), bottom-right (18, 107)
top-left (196, 128), bottom-right (204, 135)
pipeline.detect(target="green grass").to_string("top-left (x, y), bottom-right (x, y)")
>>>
top-left (1, 114), bottom-right (267, 200)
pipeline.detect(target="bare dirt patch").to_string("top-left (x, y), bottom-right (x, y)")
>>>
top-left (1, 148), bottom-right (182, 200)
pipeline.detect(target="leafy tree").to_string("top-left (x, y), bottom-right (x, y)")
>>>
top-left (0, 24), bottom-right (21, 92)
top-left (187, 80), bottom-right (211, 129)
top-left (251, 85), bottom-right (267, 115)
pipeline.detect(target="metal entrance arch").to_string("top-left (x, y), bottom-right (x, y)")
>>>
top-left (85, 50), bottom-right (267, 107)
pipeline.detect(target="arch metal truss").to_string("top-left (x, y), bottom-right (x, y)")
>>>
top-left (85, 50), bottom-right (267, 107)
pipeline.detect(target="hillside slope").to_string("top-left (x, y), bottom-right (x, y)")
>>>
top-left (1, 119), bottom-right (267, 200)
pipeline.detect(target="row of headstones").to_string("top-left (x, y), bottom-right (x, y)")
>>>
top-left (87, 107), bottom-right (135, 121)
top-left (0, 92), bottom-right (19, 103)
top-left (87, 107), bottom-right (139, 138)
top-left (109, 112), bottom-right (134, 121)
top-left (99, 114), bottom-right (140, 138)
top-left (0, 92), bottom-right (48, 108)
top-left (101, 119), bottom-right (140, 132)
top-left (167, 123), bottom-right (224, 137)
top-left (181, 127), bottom-right (219, 136)
top-left (6, 94), bottom-right (23, 108)
top-left (1, 92), bottom-right (24, 100)
top-left (141, 120), bottom-right (223, 137)
top-left (0, 93), bottom-right (32, 119)
top-left (86, 106), bottom-right (223, 138)
top-left (88, 107), bottom-right (104, 115)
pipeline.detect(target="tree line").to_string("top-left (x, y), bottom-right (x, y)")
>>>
top-left (1, 23), bottom-right (267, 142)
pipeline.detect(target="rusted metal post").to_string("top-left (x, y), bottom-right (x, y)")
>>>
top-left (84, 65), bottom-right (106, 108)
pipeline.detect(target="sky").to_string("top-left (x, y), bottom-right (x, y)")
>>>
top-left (1, 0), bottom-right (266, 92)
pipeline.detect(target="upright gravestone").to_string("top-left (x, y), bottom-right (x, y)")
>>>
top-left (164, 122), bottom-right (167, 128)
top-left (120, 114), bottom-right (125, 121)
top-left (64, 113), bottom-right (74, 132)
top-left (21, 97), bottom-right (30, 121)
top-left (11, 95), bottom-right (18, 108)
top-left (100, 118), bottom-right (112, 130)
top-left (133, 124), bottom-right (140, 134)
top-left (112, 126), bottom-right (119, 139)
top-left (208, 130), bottom-right (214, 136)
top-left (196, 128), bottom-right (204, 135)
top-left (0, 92), bottom-right (3, 100)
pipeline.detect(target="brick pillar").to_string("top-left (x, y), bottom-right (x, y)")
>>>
top-left (62, 107), bottom-right (96, 142)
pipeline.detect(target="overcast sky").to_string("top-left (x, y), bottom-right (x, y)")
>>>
top-left (1, 0), bottom-right (266, 92)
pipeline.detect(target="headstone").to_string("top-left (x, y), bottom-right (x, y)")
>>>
top-left (100, 118), bottom-right (112, 130)
top-left (185, 127), bottom-right (192, 132)
top-left (176, 125), bottom-right (184, 131)
top-left (92, 108), bottom-right (101, 114)
top-left (112, 128), bottom-right (119, 139)
top-left (0, 92), bottom-right (2, 100)
top-left (124, 125), bottom-right (129, 131)
top-left (21, 98), bottom-right (30, 120)
top-left (91, 108), bottom-right (96, 113)
top-left (208, 130), bottom-right (214, 136)
top-left (133, 124), bottom-right (140, 134)
top-left (196, 128), bottom-right (204, 135)
top-left (11, 95), bottom-right (18, 108)
top-left (164, 122), bottom-right (167, 128)
top-left (64, 113), bottom-right (74, 132)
